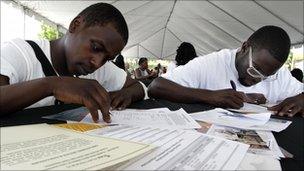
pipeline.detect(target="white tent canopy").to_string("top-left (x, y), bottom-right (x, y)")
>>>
top-left (14, 0), bottom-right (304, 60)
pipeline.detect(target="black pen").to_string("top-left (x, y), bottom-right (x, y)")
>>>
top-left (230, 80), bottom-right (236, 91)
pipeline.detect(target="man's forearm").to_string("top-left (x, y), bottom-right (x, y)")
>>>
top-left (148, 77), bottom-right (211, 103)
top-left (0, 77), bottom-right (56, 115)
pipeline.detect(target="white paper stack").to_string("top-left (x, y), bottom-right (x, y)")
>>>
top-left (87, 124), bottom-right (249, 170)
top-left (82, 108), bottom-right (201, 129)
top-left (190, 108), bottom-right (290, 132)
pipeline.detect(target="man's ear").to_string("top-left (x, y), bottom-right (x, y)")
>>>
top-left (240, 41), bottom-right (249, 53)
top-left (68, 16), bottom-right (82, 33)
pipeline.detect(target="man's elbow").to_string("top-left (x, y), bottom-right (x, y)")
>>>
top-left (135, 81), bottom-right (145, 100)
top-left (147, 78), bottom-right (163, 98)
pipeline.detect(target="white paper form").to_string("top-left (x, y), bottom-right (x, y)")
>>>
top-left (87, 125), bottom-right (249, 170)
top-left (0, 124), bottom-right (155, 170)
top-left (220, 107), bottom-right (271, 122)
top-left (227, 103), bottom-right (272, 114)
top-left (190, 108), bottom-right (269, 127)
top-left (251, 118), bottom-right (292, 132)
top-left (190, 109), bottom-right (290, 132)
top-left (237, 153), bottom-right (281, 171)
top-left (82, 108), bottom-right (200, 129)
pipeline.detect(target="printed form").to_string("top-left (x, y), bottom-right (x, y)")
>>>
top-left (190, 108), bottom-right (290, 132)
top-left (88, 125), bottom-right (249, 170)
top-left (82, 108), bottom-right (200, 129)
top-left (0, 124), bottom-right (155, 170)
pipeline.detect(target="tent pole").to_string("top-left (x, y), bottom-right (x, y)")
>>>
top-left (123, 1), bottom-right (153, 15)
top-left (207, 0), bottom-right (255, 32)
top-left (197, 15), bottom-right (242, 44)
top-left (139, 45), bottom-right (160, 59)
top-left (137, 44), bottom-right (139, 58)
top-left (167, 28), bottom-right (183, 43)
top-left (161, 0), bottom-right (177, 59)
top-left (160, 29), bottom-right (166, 59)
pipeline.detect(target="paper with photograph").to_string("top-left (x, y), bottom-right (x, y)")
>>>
top-left (207, 125), bottom-right (284, 158)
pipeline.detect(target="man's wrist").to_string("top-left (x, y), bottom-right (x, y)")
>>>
top-left (45, 76), bottom-right (60, 96)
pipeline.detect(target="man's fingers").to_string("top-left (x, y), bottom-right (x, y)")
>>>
top-left (244, 93), bottom-right (267, 104)
top-left (111, 97), bottom-right (123, 110)
top-left (286, 106), bottom-right (301, 117)
top-left (278, 103), bottom-right (295, 116)
top-left (93, 85), bottom-right (111, 123)
top-left (268, 102), bottom-right (284, 112)
top-left (90, 110), bottom-right (99, 123)
top-left (83, 98), bottom-right (99, 123)
top-left (95, 96), bottom-right (111, 123)
top-left (259, 96), bottom-right (267, 104)
top-left (109, 92), bottom-right (119, 102)
top-left (231, 95), bottom-right (244, 108)
top-left (235, 91), bottom-right (246, 101)
top-left (227, 99), bottom-right (243, 109)
top-left (99, 101), bottom-right (111, 123)
top-left (89, 90), bottom-right (111, 123)
top-left (119, 99), bottom-right (131, 110)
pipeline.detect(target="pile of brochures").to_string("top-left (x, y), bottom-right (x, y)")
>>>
top-left (1, 104), bottom-right (291, 170)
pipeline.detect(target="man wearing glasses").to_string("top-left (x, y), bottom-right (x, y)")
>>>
top-left (148, 26), bottom-right (303, 117)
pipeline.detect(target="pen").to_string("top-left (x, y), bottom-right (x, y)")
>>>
top-left (230, 80), bottom-right (236, 91)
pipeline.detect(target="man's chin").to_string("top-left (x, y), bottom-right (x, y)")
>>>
top-left (238, 78), bottom-right (252, 87)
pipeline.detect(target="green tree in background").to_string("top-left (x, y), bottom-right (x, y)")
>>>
top-left (285, 52), bottom-right (294, 70)
top-left (38, 23), bottom-right (63, 41)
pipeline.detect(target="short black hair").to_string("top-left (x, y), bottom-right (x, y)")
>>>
top-left (291, 68), bottom-right (303, 82)
top-left (138, 57), bottom-right (148, 65)
top-left (78, 3), bottom-right (129, 44)
top-left (175, 42), bottom-right (197, 66)
top-left (113, 54), bottom-right (125, 70)
top-left (248, 25), bottom-right (291, 63)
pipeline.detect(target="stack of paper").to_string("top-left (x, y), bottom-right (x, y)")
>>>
top-left (227, 103), bottom-right (272, 114)
top-left (87, 125), bottom-right (249, 170)
top-left (81, 108), bottom-right (201, 129)
top-left (187, 103), bottom-right (292, 171)
top-left (190, 108), bottom-right (290, 132)
top-left (0, 124), bottom-right (155, 170)
top-left (44, 108), bottom-right (201, 130)
top-left (42, 106), bottom-right (290, 170)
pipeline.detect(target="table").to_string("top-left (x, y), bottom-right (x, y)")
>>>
top-left (1, 99), bottom-right (303, 170)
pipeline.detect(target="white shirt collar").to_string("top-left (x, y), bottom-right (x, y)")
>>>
top-left (230, 48), bottom-right (240, 79)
